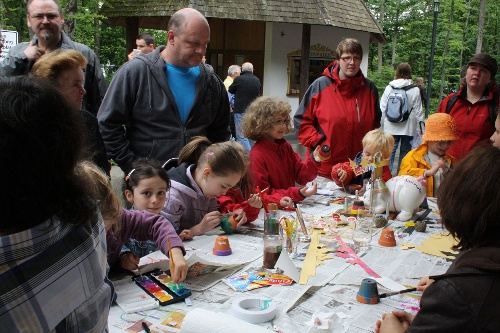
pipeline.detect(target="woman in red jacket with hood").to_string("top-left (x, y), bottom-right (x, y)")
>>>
top-left (294, 38), bottom-right (381, 179)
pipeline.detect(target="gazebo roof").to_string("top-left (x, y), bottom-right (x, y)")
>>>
top-left (100, 0), bottom-right (385, 42)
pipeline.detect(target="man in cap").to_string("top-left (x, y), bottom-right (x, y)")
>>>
top-left (437, 53), bottom-right (499, 160)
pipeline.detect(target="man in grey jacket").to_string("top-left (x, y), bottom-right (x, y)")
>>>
top-left (0, 0), bottom-right (106, 116)
top-left (98, 8), bottom-right (230, 174)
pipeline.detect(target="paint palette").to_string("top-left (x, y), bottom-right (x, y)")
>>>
top-left (132, 271), bottom-right (191, 306)
top-left (150, 270), bottom-right (191, 297)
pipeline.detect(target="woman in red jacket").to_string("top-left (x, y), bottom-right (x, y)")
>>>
top-left (437, 53), bottom-right (498, 160)
top-left (294, 38), bottom-right (381, 179)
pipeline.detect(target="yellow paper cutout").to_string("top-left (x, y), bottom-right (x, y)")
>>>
top-left (299, 229), bottom-right (329, 284)
top-left (401, 232), bottom-right (459, 259)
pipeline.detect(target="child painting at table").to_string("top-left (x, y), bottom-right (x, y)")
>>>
top-left (78, 161), bottom-right (188, 283)
top-left (242, 96), bottom-right (321, 208)
top-left (163, 137), bottom-right (247, 240)
top-left (398, 113), bottom-right (458, 197)
top-left (331, 129), bottom-right (394, 187)
top-left (120, 158), bottom-right (171, 260)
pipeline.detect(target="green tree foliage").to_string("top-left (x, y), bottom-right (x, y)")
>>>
top-left (366, 0), bottom-right (500, 112)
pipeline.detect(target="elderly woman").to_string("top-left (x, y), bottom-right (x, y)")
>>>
top-left (376, 145), bottom-right (500, 333)
top-left (437, 53), bottom-right (498, 160)
top-left (31, 49), bottom-right (110, 176)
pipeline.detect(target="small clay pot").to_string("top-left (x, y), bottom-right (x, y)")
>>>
top-left (220, 214), bottom-right (238, 234)
top-left (356, 278), bottom-right (380, 304)
top-left (378, 228), bottom-right (396, 247)
top-left (213, 236), bottom-right (232, 256)
top-left (415, 221), bottom-right (427, 232)
top-left (374, 215), bottom-right (388, 228)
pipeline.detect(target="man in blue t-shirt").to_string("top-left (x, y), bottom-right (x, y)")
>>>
top-left (98, 8), bottom-right (230, 174)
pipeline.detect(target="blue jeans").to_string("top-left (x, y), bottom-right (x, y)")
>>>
top-left (233, 112), bottom-right (252, 153)
top-left (390, 135), bottom-right (413, 174)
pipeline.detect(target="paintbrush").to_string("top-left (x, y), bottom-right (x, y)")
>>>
top-left (256, 186), bottom-right (269, 213)
top-left (379, 288), bottom-right (417, 298)
top-left (293, 200), bottom-right (308, 236)
top-left (167, 237), bottom-right (178, 288)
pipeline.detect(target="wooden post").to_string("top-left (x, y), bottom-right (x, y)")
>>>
top-left (125, 17), bottom-right (139, 62)
top-left (299, 24), bottom-right (311, 103)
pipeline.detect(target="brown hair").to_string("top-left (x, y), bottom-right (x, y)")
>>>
top-left (395, 62), bottom-right (412, 80)
top-left (415, 77), bottom-right (424, 87)
top-left (241, 96), bottom-right (292, 141)
top-left (336, 38), bottom-right (363, 59)
top-left (178, 136), bottom-right (247, 178)
top-left (437, 145), bottom-right (500, 250)
top-left (77, 161), bottom-right (122, 230)
top-left (31, 49), bottom-right (87, 84)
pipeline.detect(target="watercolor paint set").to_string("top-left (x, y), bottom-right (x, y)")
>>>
top-left (132, 270), bottom-right (191, 306)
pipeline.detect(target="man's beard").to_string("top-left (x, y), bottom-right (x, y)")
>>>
top-left (40, 31), bottom-right (55, 41)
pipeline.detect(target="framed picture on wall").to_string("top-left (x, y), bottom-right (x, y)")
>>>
top-left (235, 55), bottom-right (244, 66)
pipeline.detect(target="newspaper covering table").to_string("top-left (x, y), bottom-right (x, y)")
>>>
top-left (108, 179), bottom-right (452, 333)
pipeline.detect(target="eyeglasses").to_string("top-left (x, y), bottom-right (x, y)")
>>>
top-left (29, 13), bottom-right (60, 21)
top-left (340, 56), bottom-right (362, 63)
top-left (273, 119), bottom-right (290, 126)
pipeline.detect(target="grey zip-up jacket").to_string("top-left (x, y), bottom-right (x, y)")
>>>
top-left (163, 163), bottom-right (218, 233)
top-left (97, 46), bottom-right (230, 174)
top-left (0, 32), bottom-right (107, 116)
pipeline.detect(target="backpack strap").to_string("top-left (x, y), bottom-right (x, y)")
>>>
top-left (402, 84), bottom-right (417, 91)
top-left (446, 91), bottom-right (498, 124)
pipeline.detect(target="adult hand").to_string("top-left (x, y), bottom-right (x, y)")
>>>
top-left (300, 182), bottom-right (318, 197)
top-left (169, 247), bottom-right (188, 283)
top-left (247, 193), bottom-right (263, 208)
top-left (120, 252), bottom-right (140, 271)
top-left (417, 276), bottom-right (435, 291)
top-left (23, 41), bottom-right (44, 62)
top-left (377, 312), bottom-right (411, 333)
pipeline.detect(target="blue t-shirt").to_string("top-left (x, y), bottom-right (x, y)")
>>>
top-left (166, 63), bottom-right (200, 124)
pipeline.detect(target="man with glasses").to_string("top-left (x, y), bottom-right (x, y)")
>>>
top-left (294, 38), bottom-right (381, 180)
top-left (98, 8), bottom-right (230, 174)
top-left (0, 0), bottom-right (106, 116)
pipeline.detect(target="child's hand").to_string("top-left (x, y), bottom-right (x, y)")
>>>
top-left (428, 159), bottom-right (447, 176)
top-left (198, 211), bottom-right (223, 234)
top-left (247, 193), bottom-right (263, 208)
top-left (337, 169), bottom-right (348, 183)
top-left (300, 182), bottom-right (318, 197)
top-left (120, 252), bottom-right (140, 271)
top-left (232, 209), bottom-right (248, 226)
top-left (169, 247), bottom-right (188, 284)
top-left (417, 276), bottom-right (434, 291)
top-left (280, 196), bottom-right (294, 208)
top-left (179, 229), bottom-right (193, 241)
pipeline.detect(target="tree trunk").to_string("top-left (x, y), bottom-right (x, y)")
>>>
top-left (459, 0), bottom-right (472, 71)
top-left (63, 0), bottom-right (77, 38)
top-left (476, 0), bottom-right (486, 53)
top-left (377, 0), bottom-right (384, 73)
top-left (391, 0), bottom-right (400, 70)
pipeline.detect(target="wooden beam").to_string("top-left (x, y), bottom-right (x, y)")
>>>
top-left (299, 24), bottom-right (311, 103)
top-left (125, 17), bottom-right (139, 62)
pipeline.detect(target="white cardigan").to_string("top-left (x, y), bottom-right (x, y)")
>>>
top-left (380, 78), bottom-right (424, 136)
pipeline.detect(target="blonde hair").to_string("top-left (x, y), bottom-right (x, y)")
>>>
top-left (31, 49), bottom-right (87, 84)
top-left (76, 161), bottom-right (121, 229)
top-left (241, 96), bottom-right (292, 141)
top-left (362, 129), bottom-right (394, 159)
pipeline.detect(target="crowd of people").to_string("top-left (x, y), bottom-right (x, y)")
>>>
top-left (1, 0), bottom-right (499, 331)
